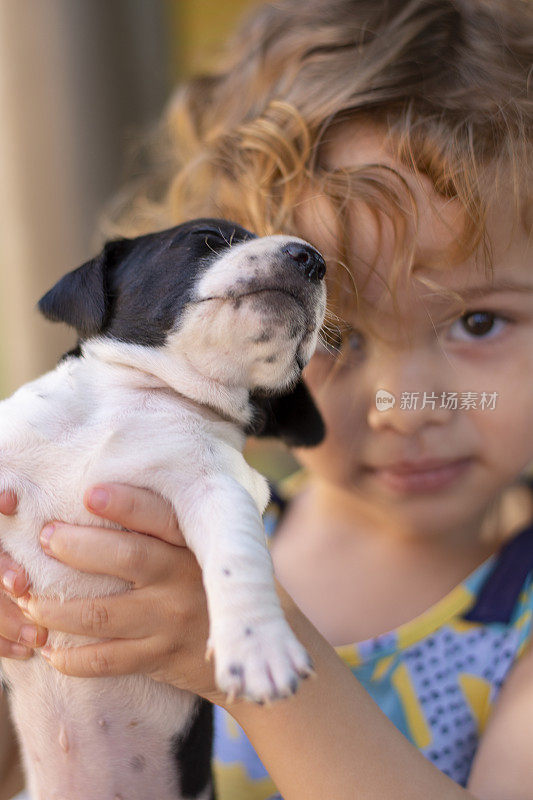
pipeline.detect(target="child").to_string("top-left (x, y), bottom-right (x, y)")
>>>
top-left (1, 0), bottom-right (532, 798)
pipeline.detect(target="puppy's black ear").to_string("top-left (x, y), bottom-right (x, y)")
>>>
top-left (37, 238), bottom-right (132, 337)
top-left (248, 379), bottom-right (325, 447)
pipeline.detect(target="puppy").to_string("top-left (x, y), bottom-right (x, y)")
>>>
top-left (0, 218), bottom-right (326, 799)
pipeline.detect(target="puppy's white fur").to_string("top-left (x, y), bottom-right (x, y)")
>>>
top-left (0, 231), bottom-right (325, 799)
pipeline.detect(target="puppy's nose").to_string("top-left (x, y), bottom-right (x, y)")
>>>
top-left (282, 243), bottom-right (326, 282)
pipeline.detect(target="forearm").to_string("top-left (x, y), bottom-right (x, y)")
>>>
top-left (225, 591), bottom-right (477, 800)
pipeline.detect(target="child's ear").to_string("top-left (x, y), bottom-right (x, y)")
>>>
top-left (248, 379), bottom-right (325, 447)
top-left (37, 238), bottom-right (133, 337)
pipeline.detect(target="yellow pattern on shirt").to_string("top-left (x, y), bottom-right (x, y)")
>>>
top-left (213, 761), bottom-right (277, 800)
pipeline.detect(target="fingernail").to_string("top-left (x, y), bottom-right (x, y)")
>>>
top-left (0, 491), bottom-right (17, 515)
top-left (87, 487), bottom-right (109, 512)
top-left (19, 625), bottom-right (38, 646)
top-left (40, 525), bottom-right (55, 554)
top-left (40, 646), bottom-right (53, 660)
top-left (2, 569), bottom-right (19, 593)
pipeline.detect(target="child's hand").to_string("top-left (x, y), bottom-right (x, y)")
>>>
top-left (0, 491), bottom-right (48, 657)
top-left (4, 485), bottom-right (228, 706)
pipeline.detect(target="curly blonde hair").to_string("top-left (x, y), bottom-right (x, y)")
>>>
top-left (103, 0), bottom-right (532, 327)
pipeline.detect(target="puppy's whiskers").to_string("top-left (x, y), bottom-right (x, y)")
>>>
top-left (204, 238), bottom-right (219, 255)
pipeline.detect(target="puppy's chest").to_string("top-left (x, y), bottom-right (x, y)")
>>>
top-left (2, 375), bottom-right (243, 489)
top-left (0, 373), bottom-right (268, 590)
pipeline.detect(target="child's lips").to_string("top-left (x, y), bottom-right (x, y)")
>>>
top-left (364, 457), bottom-right (474, 493)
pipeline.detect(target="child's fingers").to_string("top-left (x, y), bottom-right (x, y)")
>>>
top-left (0, 492), bottom-right (30, 597)
top-left (83, 484), bottom-right (186, 546)
top-left (40, 523), bottom-right (182, 587)
top-left (0, 494), bottom-right (30, 598)
top-left (41, 637), bottom-right (163, 678)
top-left (0, 591), bottom-right (47, 651)
top-left (0, 490), bottom-right (18, 516)
top-left (0, 551), bottom-right (30, 597)
top-left (0, 638), bottom-right (33, 660)
top-left (17, 590), bottom-right (159, 640)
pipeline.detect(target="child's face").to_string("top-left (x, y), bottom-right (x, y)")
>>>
top-left (294, 126), bottom-right (533, 539)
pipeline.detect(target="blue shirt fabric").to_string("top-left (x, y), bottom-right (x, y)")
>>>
top-left (213, 479), bottom-right (533, 800)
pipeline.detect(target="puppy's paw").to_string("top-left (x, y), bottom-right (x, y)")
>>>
top-left (210, 619), bottom-right (314, 704)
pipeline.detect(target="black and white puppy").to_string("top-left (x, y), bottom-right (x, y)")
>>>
top-left (0, 218), bottom-right (326, 799)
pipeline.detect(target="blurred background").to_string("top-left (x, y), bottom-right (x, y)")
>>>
top-left (0, 0), bottom-right (259, 399)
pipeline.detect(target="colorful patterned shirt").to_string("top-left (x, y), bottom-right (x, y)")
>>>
top-left (213, 479), bottom-right (533, 800)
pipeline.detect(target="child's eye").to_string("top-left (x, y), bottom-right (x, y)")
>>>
top-left (447, 310), bottom-right (509, 342)
top-left (318, 326), bottom-right (365, 361)
top-left (318, 326), bottom-right (342, 354)
top-left (345, 329), bottom-right (365, 352)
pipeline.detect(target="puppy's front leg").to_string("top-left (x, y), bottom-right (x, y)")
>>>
top-left (175, 474), bottom-right (313, 704)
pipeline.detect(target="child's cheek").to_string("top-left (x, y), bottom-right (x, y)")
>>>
top-left (474, 400), bottom-right (533, 478)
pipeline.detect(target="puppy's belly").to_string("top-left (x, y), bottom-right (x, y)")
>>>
top-left (2, 655), bottom-right (208, 800)
top-left (0, 510), bottom-right (215, 799)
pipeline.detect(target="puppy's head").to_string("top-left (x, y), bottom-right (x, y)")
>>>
top-left (38, 218), bottom-right (327, 445)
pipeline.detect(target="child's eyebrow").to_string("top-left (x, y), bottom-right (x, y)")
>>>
top-left (452, 280), bottom-right (533, 299)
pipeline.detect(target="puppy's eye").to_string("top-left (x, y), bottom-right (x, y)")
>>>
top-left (193, 227), bottom-right (225, 238)
top-left (191, 228), bottom-right (231, 254)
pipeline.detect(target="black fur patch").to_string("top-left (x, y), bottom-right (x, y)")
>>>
top-left (171, 698), bottom-right (215, 799)
top-left (38, 219), bottom-right (255, 347)
top-left (249, 378), bottom-right (325, 447)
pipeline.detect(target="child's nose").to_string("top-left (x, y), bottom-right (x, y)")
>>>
top-left (365, 352), bottom-right (453, 436)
